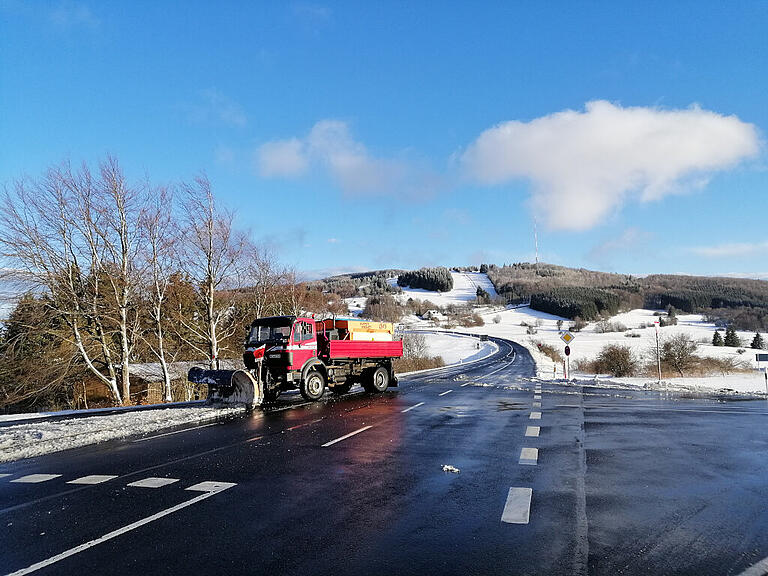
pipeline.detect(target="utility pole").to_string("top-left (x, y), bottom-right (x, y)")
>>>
top-left (534, 219), bottom-right (539, 274)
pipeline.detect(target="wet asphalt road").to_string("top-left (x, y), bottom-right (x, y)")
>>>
top-left (3, 338), bottom-right (768, 575)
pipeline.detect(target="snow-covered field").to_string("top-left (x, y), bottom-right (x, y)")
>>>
top-left (390, 272), bottom-right (498, 307)
top-left (455, 305), bottom-right (768, 395)
top-left (0, 405), bottom-right (245, 463)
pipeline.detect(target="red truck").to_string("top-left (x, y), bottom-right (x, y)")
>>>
top-left (188, 315), bottom-right (403, 408)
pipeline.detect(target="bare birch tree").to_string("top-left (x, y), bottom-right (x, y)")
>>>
top-left (0, 163), bottom-right (123, 403)
top-left (179, 175), bottom-right (246, 369)
top-left (139, 186), bottom-right (176, 401)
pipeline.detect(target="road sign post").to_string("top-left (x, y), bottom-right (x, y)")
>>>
top-left (561, 332), bottom-right (574, 380)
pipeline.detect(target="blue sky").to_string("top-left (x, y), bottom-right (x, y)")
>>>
top-left (1, 1), bottom-right (767, 279)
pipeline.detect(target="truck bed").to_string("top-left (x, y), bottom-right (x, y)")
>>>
top-left (325, 339), bottom-right (403, 360)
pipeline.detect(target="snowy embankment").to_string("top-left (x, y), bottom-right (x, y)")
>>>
top-left (413, 330), bottom-right (496, 366)
top-left (0, 405), bottom-right (245, 463)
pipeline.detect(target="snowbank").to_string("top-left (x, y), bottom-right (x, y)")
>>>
top-left (0, 405), bottom-right (245, 463)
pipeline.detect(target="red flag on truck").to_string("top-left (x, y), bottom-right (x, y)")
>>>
top-left (252, 345), bottom-right (266, 360)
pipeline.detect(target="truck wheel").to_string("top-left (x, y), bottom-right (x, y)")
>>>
top-left (331, 383), bottom-right (352, 395)
top-left (300, 370), bottom-right (326, 401)
top-left (364, 366), bottom-right (389, 393)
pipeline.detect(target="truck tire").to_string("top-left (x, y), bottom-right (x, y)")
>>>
top-left (363, 366), bottom-right (389, 393)
top-left (300, 370), bottom-right (326, 401)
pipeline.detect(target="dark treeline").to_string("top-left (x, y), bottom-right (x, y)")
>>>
top-left (486, 263), bottom-right (768, 326)
top-left (530, 287), bottom-right (620, 321)
top-left (397, 267), bottom-right (454, 292)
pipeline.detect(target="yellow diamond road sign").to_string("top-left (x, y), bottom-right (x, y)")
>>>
top-left (561, 331), bottom-right (575, 344)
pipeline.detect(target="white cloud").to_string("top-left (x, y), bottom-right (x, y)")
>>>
top-left (461, 101), bottom-right (761, 231)
top-left (690, 241), bottom-right (768, 258)
top-left (257, 138), bottom-right (308, 177)
top-left (257, 120), bottom-right (440, 197)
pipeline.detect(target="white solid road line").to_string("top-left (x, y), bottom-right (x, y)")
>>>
top-left (439, 390), bottom-right (453, 396)
top-left (127, 477), bottom-right (179, 489)
top-left (525, 426), bottom-right (540, 437)
top-left (401, 402), bottom-right (425, 413)
top-left (5, 483), bottom-right (236, 576)
top-left (132, 422), bottom-right (217, 443)
top-left (67, 475), bottom-right (118, 485)
top-left (322, 425), bottom-right (373, 447)
top-left (460, 382), bottom-right (470, 387)
top-left (501, 487), bottom-right (532, 524)
top-left (529, 412), bottom-right (542, 420)
top-left (0, 474), bottom-right (11, 479)
top-left (10, 474), bottom-right (61, 484)
top-left (519, 447), bottom-right (539, 465)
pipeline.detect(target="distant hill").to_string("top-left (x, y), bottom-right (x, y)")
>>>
top-left (320, 263), bottom-right (768, 331)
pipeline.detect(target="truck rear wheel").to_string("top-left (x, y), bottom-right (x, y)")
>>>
top-left (300, 370), bottom-right (326, 401)
top-left (363, 366), bottom-right (389, 393)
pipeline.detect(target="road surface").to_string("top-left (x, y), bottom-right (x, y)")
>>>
top-left (2, 337), bottom-right (768, 575)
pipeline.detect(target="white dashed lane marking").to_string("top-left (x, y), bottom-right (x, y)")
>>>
top-left (525, 426), bottom-right (540, 437)
top-left (0, 474), bottom-right (11, 479)
top-left (519, 447), bottom-right (539, 466)
top-left (529, 412), bottom-right (542, 420)
top-left (401, 402), bottom-right (424, 413)
top-left (6, 481), bottom-right (236, 576)
top-left (322, 425), bottom-right (373, 447)
top-left (11, 474), bottom-right (62, 484)
top-left (186, 481), bottom-right (236, 492)
top-left (501, 487), bottom-right (532, 524)
top-left (533, 402), bottom-right (541, 408)
top-left (127, 477), bottom-right (179, 489)
top-left (460, 383), bottom-right (470, 387)
top-left (438, 390), bottom-right (453, 397)
top-left (67, 475), bottom-right (118, 485)
top-left (534, 394), bottom-right (541, 400)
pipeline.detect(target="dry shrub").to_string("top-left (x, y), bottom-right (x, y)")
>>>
top-left (531, 339), bottom-right (564, 363)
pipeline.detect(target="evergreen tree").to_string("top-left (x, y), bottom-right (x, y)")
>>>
top-left (724, 326), bottom-right (741, 347)
top-left (712, 331), bottom-right (724, 346)
top-left (751, 332), bottom-right (765, 350)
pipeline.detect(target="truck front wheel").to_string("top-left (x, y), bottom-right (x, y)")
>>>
top-left (363, 366), bottom-right (389, 393)
top-left (301, 370), bottom-right (326, 401)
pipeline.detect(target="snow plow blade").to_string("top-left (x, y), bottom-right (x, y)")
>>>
top-left (187, 367), bottom-right (263, 409)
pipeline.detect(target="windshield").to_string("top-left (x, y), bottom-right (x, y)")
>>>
top-left (247, 321), bottom-right (292, 345)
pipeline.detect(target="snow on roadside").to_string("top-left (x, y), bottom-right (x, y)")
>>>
top-left (0, 405), bottom-right (245, 463)
top-left (415, 331), bottom-right (495, 365)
